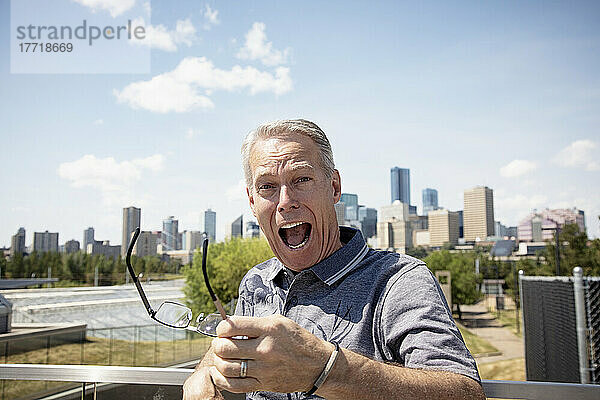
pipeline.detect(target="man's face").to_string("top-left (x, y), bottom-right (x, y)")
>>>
top-left (247, 132), bottom-right (342, 271)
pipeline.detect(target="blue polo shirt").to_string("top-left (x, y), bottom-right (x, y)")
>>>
top-left (235, 227), bottom-right (480, 399)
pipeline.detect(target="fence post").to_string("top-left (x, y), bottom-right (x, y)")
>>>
top-left (573, 267), bottom-right (590, 384)
top-left (518, 269), bottom-right (527, 379)
top-left (94, 267), bottom-right (98, 287)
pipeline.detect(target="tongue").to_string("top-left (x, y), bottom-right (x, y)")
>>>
top-left (284, 223), bottom-right (309, 246)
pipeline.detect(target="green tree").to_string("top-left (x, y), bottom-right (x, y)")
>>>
top-left (424, 250), bottom-right (482, 319)
top-left (183, 237), bottom-right (274, 315)
top-left (544, 223), bottom-right (600, 276)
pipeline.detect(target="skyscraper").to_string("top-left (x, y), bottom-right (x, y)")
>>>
top-left (10, 227), bottom-right (26, 257)
top-left (377, 202), bottom-right (412, 252)
top-left (358, 206), bottom-right (377, 239)
top-left (182, 230), bottom-right (204, 251)
top-left (245, 221), bottom-right (261, 238)
top-left (231, 215), bottom-right (243, 237)
top-left (83, 227), bottom-right (95, 251)
top-left (422, 188), bottom-right (439, 215)
top-left (122, 206), bottom-right (141, 257)
top-left (428, 209), bottom-right (460, 247)
top-left (340, 193), bottom-right (359, 221)
top-left (204, 209), bottom-right (216, 242)
top-left (33, 231), bottom-right (59, 253)
top-left (162, 216), bottom-right (179, 251)
top-left (390, 167), bottom-right (410, 205)
top-left (135, 231), bottom-right (159, 257)
top-left (64, 239), bottom-right (80, 253)
top-left (463, 186), bottom-right (494, 242)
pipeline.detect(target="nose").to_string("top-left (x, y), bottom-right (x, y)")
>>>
top-left (277, 185), bottom-right (299, 213)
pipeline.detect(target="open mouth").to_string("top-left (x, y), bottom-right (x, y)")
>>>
top-left (278, 222), bottom-right (312, 249)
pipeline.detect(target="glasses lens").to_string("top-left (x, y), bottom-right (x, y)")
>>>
top-left (154, 302), bottom-right (192, 328)
top-left (197, 312), bottom-right (227, 337)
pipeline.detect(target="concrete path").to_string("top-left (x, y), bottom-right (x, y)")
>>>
top-left (459, 302), bottom-right (524, 364)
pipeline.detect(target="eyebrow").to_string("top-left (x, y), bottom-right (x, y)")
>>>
top-left (253, 162), bottom-right (315, 183)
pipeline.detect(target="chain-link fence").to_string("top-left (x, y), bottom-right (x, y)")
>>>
top-left (520, 272), bottom-right (599, 384)
top-left (586, 279), bottom-right (600, 384)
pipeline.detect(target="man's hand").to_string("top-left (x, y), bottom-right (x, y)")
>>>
top-left (183, 350), bottom-right (225, 400)
top-left (209, 314), bottom-right (333, 394)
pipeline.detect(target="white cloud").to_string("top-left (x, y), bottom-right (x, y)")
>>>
top-left (554, 139), bottom-right (600, 171)
top-left (129, 17), bottom-right (196, 52)
top-left (186, 128), bottom-right (201, 139)
top-left (58, 154), bottom-right (164, 205)
top-left (499, 159), bottom-right (537, 178)
top-left (72, 0), bottom-right (136, 18)
top-left (499, 194), bottom-right (548, 210)
top-left (114, 56), bottom-right (292, 113)
top-left (203, 4), bottom-right (220, 30)
top-left (93, 119), bottom-right (104, 125)
top-left (236, 22), bottom-right (290, 66)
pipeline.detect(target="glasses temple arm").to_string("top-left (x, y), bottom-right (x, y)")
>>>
top-left (202, 238), bottom-right (227, 319)
top-left (126, 227), bottom-right (155, 317)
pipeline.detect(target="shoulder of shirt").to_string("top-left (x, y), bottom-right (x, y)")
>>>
top-left (363, 248), bottom-right (427, 276)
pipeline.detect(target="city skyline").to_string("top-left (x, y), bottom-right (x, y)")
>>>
top-left (1, 1), bottom-right (599, 245)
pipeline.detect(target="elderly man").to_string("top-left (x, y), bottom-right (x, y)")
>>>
top-left (184, 120), bottom-right (485, 400)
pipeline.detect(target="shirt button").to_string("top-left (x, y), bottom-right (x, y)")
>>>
top-left (289, 296), bottom-right (298, 307)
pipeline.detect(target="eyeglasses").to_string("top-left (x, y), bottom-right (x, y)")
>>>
top-left (126, 227), bottom-right (228, 336)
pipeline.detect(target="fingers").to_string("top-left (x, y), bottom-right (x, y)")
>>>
top-left (213, 357), bottom-right (258, 379)
top-left (182, 367), bottom-right (225, 400)
top-left (210, 365), bottom-right (261, 394)
top-left (211, 336), bottom-right (265, 360)
top-left (216, 315), bottom-right (267, 338)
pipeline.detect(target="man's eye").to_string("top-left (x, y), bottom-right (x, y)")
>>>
top-left (296, 177), bottom-right (311, 183)
top-left (258, 184), bottom-right (274, 190)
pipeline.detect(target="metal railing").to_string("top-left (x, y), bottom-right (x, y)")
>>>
top-left (1, 364), bottom-right (600, 399)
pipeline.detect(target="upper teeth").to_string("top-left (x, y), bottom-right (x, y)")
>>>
top-left (281, 222), bottom-right (304, 229)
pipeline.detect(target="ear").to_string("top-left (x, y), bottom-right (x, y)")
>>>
top-left (331, 169), bottom-right (341, 203)
top-left (247, 186), bottom-right (257, 217)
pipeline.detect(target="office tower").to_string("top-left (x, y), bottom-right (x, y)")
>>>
top-left (83, 227), bottom-right (95, 251)
top-left (359, 206), bottom-right (377, 239)
top-left (122, 206), bottom-right (141, 257)
top-left (457, 211), bottom-right (464, 238)
top-left (204, 209), bottom-right (216, 242)
top-left (182, 230), bottom-right (204, 251)
top-left (245, 221), bottom-right (261, 238)
top-left (64, 240), bottom-right (80, 253)
top-left (33, 231), bottom-right (59, 253)
top-left (463, 186), bottom-right (494, 242)
top-left (10, 227), bottom-right (26, 257)
top-left (334, 202), bottom-right (346, 226)
top-left (390, 167), bottom-right (410, 205)
top-left (428, 209), bottom-right (460, 247)
top-left (87, 240), bottom-right (121, 260)
top-left (340, 193), bottom-right (359, 221)
top-left (135, 231), bottom-right (159, 257)
top-left (231, 215), bottom-right (243, 237)
top-left (162, 216), bottom-right (179, 251)
top-left (377, 202), bottom-right (412, 252)
top-left (422, 188), bottom-right (439, 216)
top-left (517, 208), bottom-right (585, 242)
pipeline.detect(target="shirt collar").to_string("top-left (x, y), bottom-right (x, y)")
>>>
top-left (267, 226), bottom-right (369, 286)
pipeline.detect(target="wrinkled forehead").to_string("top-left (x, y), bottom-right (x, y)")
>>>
top-left (249, 134), bottom-right (321, 178)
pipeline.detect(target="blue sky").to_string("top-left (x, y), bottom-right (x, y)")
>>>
top-left (1, 0), bottom-right (599, 247)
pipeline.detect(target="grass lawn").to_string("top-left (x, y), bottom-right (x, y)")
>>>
top-left (478, 357), bottom-right (526, 381)
top-left (457, 324), bottom-right (499, 356)
top-left (496, 309), bottom-right (523, 337)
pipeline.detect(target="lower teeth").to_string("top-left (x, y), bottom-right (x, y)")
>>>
top-left (288, 236), bottom-right (308, 249)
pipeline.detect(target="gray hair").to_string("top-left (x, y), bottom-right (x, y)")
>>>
top-left (241, 119), bottom-right (336, 189)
